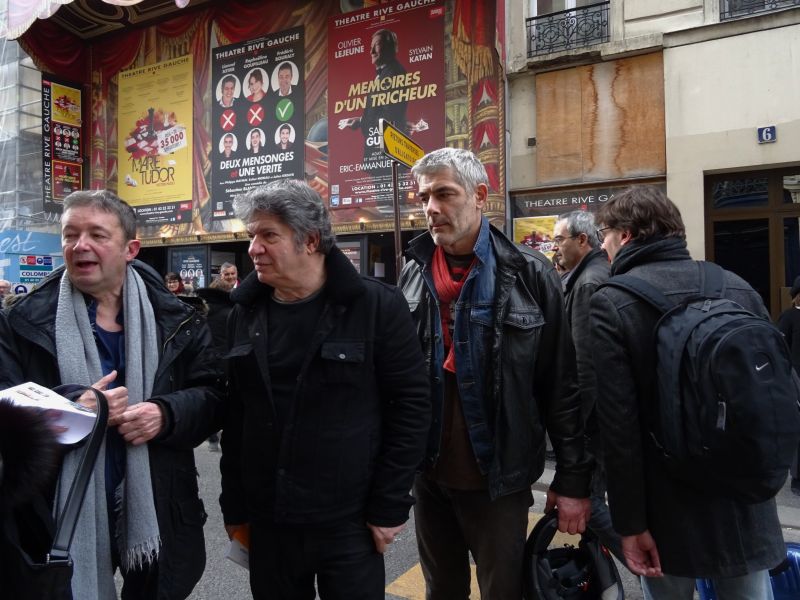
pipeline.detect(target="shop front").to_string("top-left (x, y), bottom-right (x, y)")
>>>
top-left (4, 0), bottom-right (506, 285)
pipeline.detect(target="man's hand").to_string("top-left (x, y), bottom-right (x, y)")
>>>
top-left (79, 370), bottom-right (129, 427)
top-left (117, 402), bottom-right (164, 446)
top-left (545, 489), bottom-right (591, 535)
top-left (367, 523), bottom-right (404, 554)
top-left (622, 531), bottom-right (662, 577)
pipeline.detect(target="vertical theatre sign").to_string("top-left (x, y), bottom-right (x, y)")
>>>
top-left (327, 0), bottom-right (445, 222)
top-left (42, 75), bottom-right (84, 212)
top-left (117, 56), bottom-right (194, 226)
top-left (211, 27), bottom-right (305, 220)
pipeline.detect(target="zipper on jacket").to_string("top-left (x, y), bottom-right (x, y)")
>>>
top-left (162, 311), bottom-right (195, 351)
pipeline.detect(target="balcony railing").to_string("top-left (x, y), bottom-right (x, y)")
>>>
top-left (527, 2), bottom-right (610, 58)
top-left (720, 0), bottom-right (800, 21)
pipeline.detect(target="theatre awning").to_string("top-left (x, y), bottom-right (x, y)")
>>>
top-left (4, 0), bottom-right (191, 40)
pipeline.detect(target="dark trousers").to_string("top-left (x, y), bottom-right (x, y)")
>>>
top-left (587, 438), bottom-right (625, 566)
top-left (413, 475), bottom-right (532, 600)
top-left (249, 518), bottom-right (384, 600)
top-left (119, 563), bottom-right (159, 600)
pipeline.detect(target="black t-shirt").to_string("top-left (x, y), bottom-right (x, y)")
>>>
top-left (266, 288), bottom-right (326, 429)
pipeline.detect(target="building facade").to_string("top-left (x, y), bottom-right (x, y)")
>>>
top-left (0, 0), bottom-right (505, 287)
top-left (506, 0), bottom-right (800, 316)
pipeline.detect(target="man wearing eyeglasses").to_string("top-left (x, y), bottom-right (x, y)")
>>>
top-left (589, 186), bottom-right (783, 599)
top-left (552, 212), bottom-right (621, 562)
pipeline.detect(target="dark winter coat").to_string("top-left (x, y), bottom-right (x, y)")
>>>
top-left (195, 287), bottom-right (234, 357)
top-left (399, 220), bottom-right (592, 501)
top-left (590, 237), bottom-right (785, 578)
top-left (0, 260), bottom-right (223, 599)
top-left (777, 305), bottom-right (800, 370)
top-left (219, 246), bottom-right (430, 528)
top-left (563, 248), bottom-right (610, 429)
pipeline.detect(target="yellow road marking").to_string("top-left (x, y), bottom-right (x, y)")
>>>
top-left (385, 512), bottom-right (581, 599)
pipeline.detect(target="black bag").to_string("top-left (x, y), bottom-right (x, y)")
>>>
top-left (1, 385), bottom-right (108, 599)
top-left (604, 261), bottom-right (800, 503)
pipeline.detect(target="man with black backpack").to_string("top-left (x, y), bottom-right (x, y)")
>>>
top-left (589, 185), bottom-right (798, 599)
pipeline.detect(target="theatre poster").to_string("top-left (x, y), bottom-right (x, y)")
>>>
top-left (211, 27), bottom-right (305, 220)
top-left (327, 0), bottom-right (445, 224)
top-left (117, 55), bottom-right (194, 226)
top-left (42, 75), bottom-right (84, 212)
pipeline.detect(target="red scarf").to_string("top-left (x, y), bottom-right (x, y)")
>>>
top-left (432, 246), bottom-right (476, 373)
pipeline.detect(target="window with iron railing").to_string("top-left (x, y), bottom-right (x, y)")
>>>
top-left (527, 1), bottom-right (610, 57)
top-left (719, 0), bottom-right (800, 21)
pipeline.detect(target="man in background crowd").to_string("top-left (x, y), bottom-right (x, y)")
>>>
top-left (196, 261), bottom-right (238, 451)
top-left (552, 210), bottom-right (622, 562)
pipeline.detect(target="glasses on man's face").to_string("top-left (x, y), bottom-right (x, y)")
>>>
top-left (596, 227), bottom-right (613, 242)
top-left (552, 235), bottom-right (575, 245)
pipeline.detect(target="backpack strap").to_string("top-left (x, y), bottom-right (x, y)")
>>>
top-left (699, 261), bottom-right (726, 299)
top-left (603, 262), bottom-right (727, 310)
top-left (602, 274), bottom-right (674, 315)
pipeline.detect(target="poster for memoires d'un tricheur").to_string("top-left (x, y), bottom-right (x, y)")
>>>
top-left (328, 0), bottom-right (445, 223)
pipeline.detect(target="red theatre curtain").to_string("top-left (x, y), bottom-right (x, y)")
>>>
top-left (92, 29), bottom-right (145, 88)
top-left (19, 19), bottom-right (87, 83)
top-left (452, 0), bottom-right (494, 84)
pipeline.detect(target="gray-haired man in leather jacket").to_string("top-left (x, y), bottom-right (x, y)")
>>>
top-left (399, 148), bottom-right (593, 599)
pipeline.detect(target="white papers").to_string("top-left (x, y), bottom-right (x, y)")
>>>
top-left (226, 537), bottom-right (249, 570)
top-left (0, 382), bottom-right (98, 444)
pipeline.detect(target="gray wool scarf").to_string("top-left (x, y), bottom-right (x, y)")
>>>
top-left (55, 266), bottom-right (161, 598)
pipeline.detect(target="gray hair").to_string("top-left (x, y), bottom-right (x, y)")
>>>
top-left (232, 180), bottom-right (336, 253)
top-left (220, 262), bottom-right (236, 272)
top-left (63, 190), bottom-right (138, 241)
top-left (411, 147), bottom-right (488, 197)
top-left (557, 210), bottom-right (600, 249)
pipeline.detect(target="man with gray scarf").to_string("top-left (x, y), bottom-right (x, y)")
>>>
top-left (0, 190), bottom-right (221, 599)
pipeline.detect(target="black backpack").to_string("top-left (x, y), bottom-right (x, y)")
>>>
top-left (604, 261), bottom-right (800, 504)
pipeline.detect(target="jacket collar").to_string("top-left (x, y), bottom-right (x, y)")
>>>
top-left (564, 248), bottom-right (607, 293)
top-left (406, 217), bottom-right (519, 268)
top-left (610, 237), bottom-right (692, 275)
top-left (231, 245), bottom-right (364, 308)
top-left (7, 259), bottom-right (194, 344)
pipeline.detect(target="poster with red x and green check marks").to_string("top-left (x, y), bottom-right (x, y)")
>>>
top-left (211, 26), bottom-right (305, 220)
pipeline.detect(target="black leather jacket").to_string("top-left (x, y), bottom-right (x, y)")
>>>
top-left (399, 223), bottom-right (592, 500)
top-left (0, 259), bottom-right (222, 599)
top-left (563, 248), bottom-right (610, 428)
